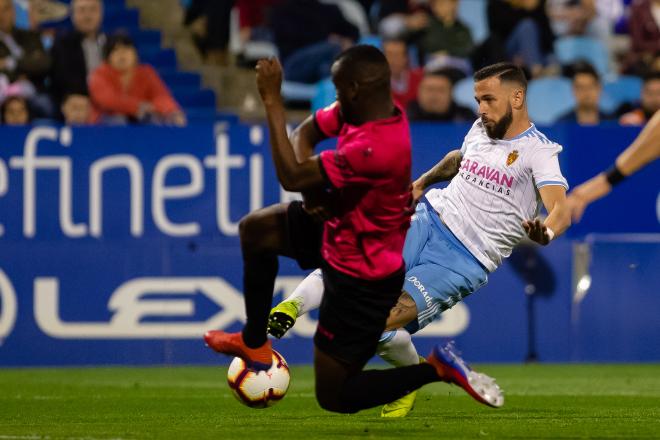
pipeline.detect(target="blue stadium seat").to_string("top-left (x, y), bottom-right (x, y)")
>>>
top-left (160, 70), bottom-right (202, 89)
top-left (554, 36), bottom-right (609, 78)
top-left (173, 89), bottom-right (216, 107)
top-left (600, 76), bottom-right (642, 113)
top-left (453, 77), bottom-right (477, 112)
top-left (103, 8), bottom-right (140, 32)
top-left (141, 48), bottom-right (177, 69)
top-left (527, 77), bottom-right (574, 125)
top-left (458, 0), bottom-right (489, 44)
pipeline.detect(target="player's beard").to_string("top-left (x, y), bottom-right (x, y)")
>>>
top-left (484, 104), bottom-right (513, 140)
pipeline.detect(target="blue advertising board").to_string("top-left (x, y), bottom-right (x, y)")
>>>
top-left (0, 123), bottom-right (658, 366)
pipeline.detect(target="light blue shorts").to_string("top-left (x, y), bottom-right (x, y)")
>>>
top-left (402, 200), bottom-right (488, 334)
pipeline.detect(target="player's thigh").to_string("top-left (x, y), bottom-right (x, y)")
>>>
top-left (313, 346), bottom-right (364, 411)
top-left (402, 262), bottom-right (469, 333)
top-left (239, 203), bottom-right (293, 256)
top-left (384, 291), bottom-right (418, 330)
top-left (402, 203), bottom-right (433, 270)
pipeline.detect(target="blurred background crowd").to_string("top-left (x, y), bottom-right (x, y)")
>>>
top-left (0, 0), bottom-right (658, 127)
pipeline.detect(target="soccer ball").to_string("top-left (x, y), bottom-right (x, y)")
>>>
top-left (226, 349), bottom-right (290, 408)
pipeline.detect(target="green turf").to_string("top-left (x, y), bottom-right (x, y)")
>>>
top-left (1, 364), bottom-right (659, 439)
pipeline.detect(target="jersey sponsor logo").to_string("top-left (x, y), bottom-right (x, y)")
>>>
top-left (460, 158), bottom-right (514, 188)
top-left (506, 150), bottom-right (519, 166)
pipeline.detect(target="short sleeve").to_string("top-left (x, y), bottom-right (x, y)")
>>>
top-left (314, 101), bottom-right (343, 138)
top-left (529, 143), bottom-right (569, 190)
top-left (319, 141), bottom-right (382, 189)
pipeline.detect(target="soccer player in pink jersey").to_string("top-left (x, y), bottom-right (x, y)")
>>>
top-left (205, 46), bottom-right (498, 414)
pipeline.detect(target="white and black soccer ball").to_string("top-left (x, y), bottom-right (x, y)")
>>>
top-left (226, 349), bottom-right (290, 408)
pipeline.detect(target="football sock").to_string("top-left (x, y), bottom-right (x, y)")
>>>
top-left (241, 254), bottom-right (278, 348)
top-left (377, 329), bottom-right (421, 367)
top-left (286, 268), bottom-right (324, 315)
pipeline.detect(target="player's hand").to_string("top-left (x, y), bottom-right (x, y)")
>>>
top-left (522, 218), bottom-right (552, 245)
top-left (411, 178), bottom-right (425, 203)
top-left (566, 193), bottom-right (588, 223)
top-left (256, 58), bottom-right (283, 105)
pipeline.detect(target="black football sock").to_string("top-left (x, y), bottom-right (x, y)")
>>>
top-left (241, 254), bottom-right (278, 348)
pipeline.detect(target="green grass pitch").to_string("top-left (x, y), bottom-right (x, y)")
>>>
top-left (1, 364), bottom-right (659, 439)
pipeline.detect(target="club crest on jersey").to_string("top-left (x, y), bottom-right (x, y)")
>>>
top-left (506, 150), bottom-right (519, 166)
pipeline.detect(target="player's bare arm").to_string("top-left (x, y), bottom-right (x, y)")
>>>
top-left (568, 110), bottom-right (660, 221)
top-left (412, 149), bottom-right (463, 201)
top-left (523, 185), bottom-right (571, 245)
top-left (256, 58), bottom-right (326, 192)
top-left (384, 292), bottom-right (418, 331)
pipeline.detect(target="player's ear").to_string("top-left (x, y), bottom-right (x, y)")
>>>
top-left (511, 88), bottom-right (525, 110)
top-left (348, 80), bottom-right (359, 101)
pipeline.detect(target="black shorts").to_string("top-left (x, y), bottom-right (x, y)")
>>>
top-left (286, 200), bottom-right (324, 269)
top-left (315, 262), bottom-right (405, 367)
top-left (287, 200), bottom-right (405, 366)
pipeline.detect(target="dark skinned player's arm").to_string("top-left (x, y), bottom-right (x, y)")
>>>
top-left (291, 115), bottom-right (325, 162)
top-left (263, 98), bottom-right (327, 192)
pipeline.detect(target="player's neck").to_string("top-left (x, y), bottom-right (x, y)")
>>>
top-left (503, 116), bottom-right (532, 140)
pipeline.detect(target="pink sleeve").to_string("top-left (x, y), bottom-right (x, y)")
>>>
top-left (314, 101), bottom-right (343, 137)
top-left (319, 141), bottom-right (381, 189)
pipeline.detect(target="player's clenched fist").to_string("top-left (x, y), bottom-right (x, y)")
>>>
top-left (256, 58), bottom-right (283, 105)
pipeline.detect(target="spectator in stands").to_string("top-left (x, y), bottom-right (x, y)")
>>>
top-left (627, 0), bottom-right (660, 74)
top-left (619, 72), bottom-right (660, 125)
top-left (558, 61), bottom-right (612, 125)
top-left (270, 0), bottom-right (359, 83)
top-left (89, 34), bottom-right (186, 126)
top-left (383, 38), bottom-right (423, 108)
top-left (1, 94), bottom-right (30, 124)
top-left (50, 0), bottom-right (105, 108)
top-left (184, 0), bottom-right (232, 65)
top-left (0, 0), bottom-right (50, 90)
top-left (406, 69), bottom-right (475, 121)
top-left (487, 0), bottom-right (556, 77)
top-left (377, 0), bottom-right (430, 40)
top-left (61, 93), bottom-right (92, 125)
top-left (416, 0), bottom-right (474, 65)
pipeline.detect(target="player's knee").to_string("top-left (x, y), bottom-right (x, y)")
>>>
top-left (377, 329), bottom-right (411, 354)
top-left (239, 212), bottom-right (274, 254)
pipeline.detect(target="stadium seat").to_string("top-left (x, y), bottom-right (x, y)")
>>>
top-left (453, 77), bottom-right (478, 112)
top-left (173, 89), bottom-right (216, 107)
top-left (600, 76), bottom-right (643, 113)
top-left (458, 0), bottom-right (489, 44)
top-left (141, 48), bottom-right (177, 69)
top-left (527, 77), bottom-right (574, 125)
top-left (554, 36), bottom-right (610, 78)
top-left (320, 0), bottom-right (370, 36)
top-left (160, 70), bottom-right (202, 89)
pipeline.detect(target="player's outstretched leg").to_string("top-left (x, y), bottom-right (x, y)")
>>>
top-left (427, 341), bottom-right (504, 408)
top-left (377, 329), bottom-right (422, 418)
top-left (268, 269), bottom-right (323, 338)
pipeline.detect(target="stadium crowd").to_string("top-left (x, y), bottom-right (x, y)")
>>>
top-left (0, 0), bottom-right (659, 126)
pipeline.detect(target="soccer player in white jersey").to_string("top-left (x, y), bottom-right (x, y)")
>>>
top-left (268, 62), bottom-right (572, 416)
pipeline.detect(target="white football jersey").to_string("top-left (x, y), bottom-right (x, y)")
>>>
top-left (426, 119), bottom-right (568, 272)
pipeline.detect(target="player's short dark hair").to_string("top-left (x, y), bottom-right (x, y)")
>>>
top-left (474, 62), bottom-right (527, 91)
top-left (570, 61), bottom-right (600, 83)
top-left (104, 33), bottom-right (136, 60)
top-left (333, 45), bottom-right (391, 90)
